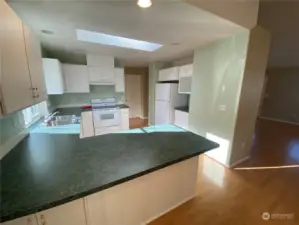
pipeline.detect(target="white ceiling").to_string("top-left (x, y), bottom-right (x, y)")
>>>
top-left (8, 0), bottom-right (245, 66)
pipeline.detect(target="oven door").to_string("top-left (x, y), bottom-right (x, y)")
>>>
top-left (93, 109), bottom-right (120, 128)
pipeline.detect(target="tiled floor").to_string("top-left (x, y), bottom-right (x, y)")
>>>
top-left (149, 119), bottom-right (299, 225)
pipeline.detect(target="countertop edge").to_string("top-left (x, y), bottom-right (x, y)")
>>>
top-left (0, 144), bottom-right (217, 223)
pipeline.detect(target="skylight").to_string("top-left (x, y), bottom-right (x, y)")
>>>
top-left (76, 29), bottom-right (163, 52)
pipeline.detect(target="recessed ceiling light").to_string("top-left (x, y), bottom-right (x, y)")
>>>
top-left (76, 29), bottom-right (162, 52)
top-left (41, 30), bottom-right (54, 35)
top-left (137, 0), bottom-right (152, 8)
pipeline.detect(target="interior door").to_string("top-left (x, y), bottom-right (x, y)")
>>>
top-left (125, 74), bottom-right (142, 118)
top-left (155, 100), bottom-right (170, 125)
top-left (155, 83), bottom-right (170, 101)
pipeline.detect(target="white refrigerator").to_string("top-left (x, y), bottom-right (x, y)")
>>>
top-left (155, 83), bottom-right (188, 125)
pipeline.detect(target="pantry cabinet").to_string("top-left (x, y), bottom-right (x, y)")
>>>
top-left (114, 68), bottom-right (125, 92)
top-left (0, 2), bottom-right (46, 115)
top-left (178, 64), bottom-right (193, 94)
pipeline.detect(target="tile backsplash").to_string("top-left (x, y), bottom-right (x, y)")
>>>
top-left (48, 85), bottom-right (125, 107)
top-left (0, 110), bottom-right (26, 145)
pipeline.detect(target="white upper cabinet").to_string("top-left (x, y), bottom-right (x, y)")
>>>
top-left (63, 64), bottom-right (90, 93)
top-left (87, 54), bottom-right (114, 67)
top-left (23, 24), bottom-right (46, 103)
top-left (0, 2), bottom-right (34, 114)
top-left (88, 66), bottom-right (115, 85)
top-left (42, 58), bottom-right (65, 95)
top-left (114, 68), bottom-right (125, 92)
top-left (178, 64), bottom-right (193, 94)
top-left (158, 67), bottom-right (179, 81)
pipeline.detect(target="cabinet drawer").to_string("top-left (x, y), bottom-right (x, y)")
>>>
top-left (179, 64), bottom-right (193, 78)
top-left (88, 67), bottom-right (115, 84)
top-left (158, 67), bottom-right (179, 81)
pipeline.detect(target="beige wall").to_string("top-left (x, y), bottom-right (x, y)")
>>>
top-left (189, 31), bottom-right (250, 166)
top-left (186, 0), bottom-right (259, 29)
top-left (230, 26), bottom-right (270, 165)
top-left (260, 67), bottom-right (299, 124)
top-left (125, 67), bottom-right (149, 118)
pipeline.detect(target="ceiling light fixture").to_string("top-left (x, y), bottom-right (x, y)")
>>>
top-left (137, 0), bottom-right (152, 8)
top-left (76, 29), bottom-right (162, 52)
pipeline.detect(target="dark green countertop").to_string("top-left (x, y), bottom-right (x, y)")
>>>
top-left (0, 131), bottom-right (218, 222)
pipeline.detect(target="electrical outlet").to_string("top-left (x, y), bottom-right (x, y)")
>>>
top-left (219, 105), bottom-right (226, 111)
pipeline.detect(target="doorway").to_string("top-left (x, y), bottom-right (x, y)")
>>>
top-left (125, 74), bottom-right (143, 118)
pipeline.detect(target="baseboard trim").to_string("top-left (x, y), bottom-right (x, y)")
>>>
top-left (229, 156), bottom-right (250, 168)
top-left (143, 194), bottom-right (196, 224)
top-left (0, 130), bottom-right (29, 160)
top-left (259, 117), bottom-right (299, 126)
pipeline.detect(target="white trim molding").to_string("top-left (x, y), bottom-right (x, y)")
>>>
top-left (259, 117), bottom-right (299, 126)
top-left (229, 156), bottom-right (250, 168)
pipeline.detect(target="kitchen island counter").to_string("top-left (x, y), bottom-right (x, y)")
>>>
top-left (1, 131), bottom-right (218, 223)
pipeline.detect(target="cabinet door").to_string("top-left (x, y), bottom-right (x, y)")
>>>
top-left (81, 111), bottom-right (94, 138)
top-left (1, 215), bottom-right (38, 225)
top-left (114, 68), bottom-right (125, 92)
top-left (36, 199), bottom-right (86, 225)
top-left (158, 67), bottom-right (178, 81)
top-left (63, 64), bottom-right (90, 93)
top-left (88, 66), bottom-right (115, 84)
top-left (23, 24), bottom-right (46, 103)
top-left (86, 54), bottom-right (114, 67)
top-left (179, 64), bottom-right (193, 78)
top-left (42, 58), bottom-right (64, 94)
top-left (174, 110), bottom-right (189, 129)
top-left (121, 108), bottom-right (129, 130)
top-left (0, 2), bottom-right (33, 114)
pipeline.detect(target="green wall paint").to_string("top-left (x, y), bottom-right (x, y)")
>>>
top-left (48, 85), bottom-right (124, 107)
top-left (189, 31), bottom-right (250, 166)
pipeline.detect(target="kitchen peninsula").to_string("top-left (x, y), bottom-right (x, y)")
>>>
top-left (1, 131), bottom-right (218, 225)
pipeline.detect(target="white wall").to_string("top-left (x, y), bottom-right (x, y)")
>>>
top-left (189, 31), bottom-right (250, 166)
top-left (230, 26), bottom-right (270, 165)
top-left (185, 0), bottom-right (259, 29)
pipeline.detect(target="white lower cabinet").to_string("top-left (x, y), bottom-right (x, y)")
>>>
top-left (80, 111), bottom-right (94, 138)
top-left (1, 215), bottom-right (38, 225)
top-left (174, 110), bottom-right (189, 130)
top-left (2, 158), bottom-right (198, 225)
top-left (120, 108), bottom-right (129, 130)
top-left (35, 199), bottom-right (86, 225)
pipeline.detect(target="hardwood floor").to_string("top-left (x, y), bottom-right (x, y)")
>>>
top-left (238, 119), bottom-right (299, 167)
top-left (149, 120), bottom-right (299, 225)
top-left (129, 117), bottom-right (148, 129)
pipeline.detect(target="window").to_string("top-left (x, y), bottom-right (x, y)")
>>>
top-left (22, 104), bottom-right (40, 126)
